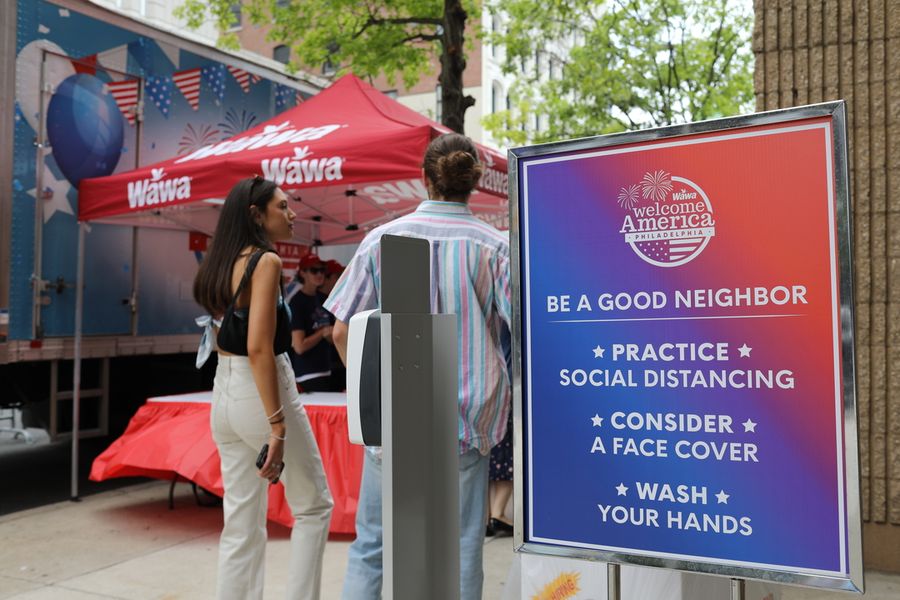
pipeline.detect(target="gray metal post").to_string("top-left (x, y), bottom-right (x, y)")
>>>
top-left (71, 222), bottom-right (85, 500)
top-left (607, 563), bottom-right (620, 600)
top-left (380, 234), bottom-right (459, 600)
top-left (730, 578), bottom-right (745, 600)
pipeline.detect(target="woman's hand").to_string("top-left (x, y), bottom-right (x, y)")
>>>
top-left (259, 426), bottom-right (286, 483)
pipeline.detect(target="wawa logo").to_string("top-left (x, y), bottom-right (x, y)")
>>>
top-left (477, 148), bottom-right (508, 196)
top-left (174, 121), bottom-right (344, 164)
top-left (260, 146), bottom-right (344, 186)
top-left (127, 168), bottom-right (191, 209)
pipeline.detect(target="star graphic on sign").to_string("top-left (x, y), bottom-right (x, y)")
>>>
top-left (742, 419), bottom-right (757, 433)
top-left (28, 166), bottom-right (74, 223)
top-left (591, 414), bottom-right (603, 427)
top-left (738, 343), bottom-right (752, 358)
top-left (616, 483), bottom-right (628, 496)
top-left (592, 345), bottom-right (605, 358)
top-left (715, 490), bottom-right (730, 504)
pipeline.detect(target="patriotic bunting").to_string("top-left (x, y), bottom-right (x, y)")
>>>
top-left (107, 79), bottom-right (140, 125)
top-left (145, 74), bottom-right (173, 117)
top-left (201, 64), bottom-right (227, 102)
top-left (296, 91), bottom-right (306, 105)
top-left (275, 83), bottom-right (294, 111)
top-left (227, 66), bottom-right (251, 92)
top-left (250, 73), bottom-right (261, 84)
top-left (72, 54), bottom-right (98, 76)
top-left (173, 68), bottom-right (201, 110)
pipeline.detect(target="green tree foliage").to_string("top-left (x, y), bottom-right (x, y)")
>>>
top-left (175, 0), bottom-right (480, 133)
top-left (484, 0), bottom-right (754, 145)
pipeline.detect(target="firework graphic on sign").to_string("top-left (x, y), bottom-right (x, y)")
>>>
top-left (641, 170), bottom-right (673, 202)
top-left (218, 108), bottom-right (258, 139)
top-left (617, 184), bottom-right (640, 210)
top-left (178, 123), bottom-right (221, 156)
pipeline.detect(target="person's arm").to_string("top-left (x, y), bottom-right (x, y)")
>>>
top-left (291, 326), bottom-right (332, 356)
top-left (333, 319), bottom-right (349, 366)
top-left (246, 252), bottom-right (285, 481)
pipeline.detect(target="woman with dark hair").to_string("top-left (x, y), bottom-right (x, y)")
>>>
top-left (193, 176), bottom-right (333, 600)
top-left (325, 133), bottom-right (512, 600)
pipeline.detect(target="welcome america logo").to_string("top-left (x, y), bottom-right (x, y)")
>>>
top-left (617, 170), bottom-right (716, 267)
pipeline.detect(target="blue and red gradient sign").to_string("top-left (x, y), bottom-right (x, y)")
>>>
top-left (518, 117), bottom-right (853, 578)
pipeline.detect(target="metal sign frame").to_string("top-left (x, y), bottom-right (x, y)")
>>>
top-left (508, 101), bottom-right (863, 593)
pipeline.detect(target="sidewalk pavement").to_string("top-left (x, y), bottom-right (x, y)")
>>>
top-left (0, 482), bottom-right (896, 600)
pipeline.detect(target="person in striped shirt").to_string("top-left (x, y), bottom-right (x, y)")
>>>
top-left (325, 133), bottom-right (512, 600)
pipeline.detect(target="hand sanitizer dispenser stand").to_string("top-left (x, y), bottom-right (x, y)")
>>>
top-left (346, 234), bottom-right (459, 600)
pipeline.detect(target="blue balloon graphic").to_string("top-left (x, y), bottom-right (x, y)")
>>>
top-left (46, 74), bottom-right (124, 187)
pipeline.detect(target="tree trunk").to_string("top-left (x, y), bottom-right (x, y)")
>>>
top-left (440, 0), bottom-right (475, 134)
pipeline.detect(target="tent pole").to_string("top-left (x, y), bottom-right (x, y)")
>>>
top-left (71, 222), bottom-right (85, 501)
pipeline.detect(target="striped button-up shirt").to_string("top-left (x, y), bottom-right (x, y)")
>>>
top-left (324, 200), bottom-right (512, 455)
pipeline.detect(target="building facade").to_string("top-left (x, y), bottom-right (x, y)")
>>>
top-left (754, 0), bottom-right (900, 572)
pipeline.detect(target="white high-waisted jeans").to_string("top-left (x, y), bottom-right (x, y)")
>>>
top-left (211, 353), bottom-right (334, 600)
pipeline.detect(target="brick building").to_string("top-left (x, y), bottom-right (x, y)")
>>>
top-left (753, 0), bottom-right (899, 572)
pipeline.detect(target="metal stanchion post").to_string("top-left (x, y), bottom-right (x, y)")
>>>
top-left (607, 563), bottom-right (620, 600)
top-left (730, 578), bottom-right (745, 600)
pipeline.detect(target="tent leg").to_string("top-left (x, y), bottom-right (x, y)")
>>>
top-left (71, 222), bottom-right (85, 501)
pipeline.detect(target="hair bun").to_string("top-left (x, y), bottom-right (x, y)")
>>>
top-left (422, 134), bottom-right (485, 200)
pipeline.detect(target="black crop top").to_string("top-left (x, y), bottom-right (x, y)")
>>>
top-left (217, 249), bottom-right (293, 356)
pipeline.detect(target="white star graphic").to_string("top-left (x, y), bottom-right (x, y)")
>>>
top-left (616, 483), bottom-right (628, 496)
top-left (28, 165), bottom-right (74, 223)
top-left (743, 419), bottom-right (757, 433)
top-left (591, 414), bottom-right (603, 427)
top-left (715, 490), bottom-right (730, 504)
top-left (592, 345), bottom-right (605, 358)
top-left (738, 343), bottom-right (752, 358)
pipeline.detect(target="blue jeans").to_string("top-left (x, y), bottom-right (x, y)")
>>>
top-left (341, 448), bottom-right (490, 600)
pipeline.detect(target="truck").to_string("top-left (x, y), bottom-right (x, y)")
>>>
top-left (0, 0), bottom-right (322, 443)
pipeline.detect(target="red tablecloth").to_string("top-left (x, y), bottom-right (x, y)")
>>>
top-left (90, 391), bottom-right (363, 534)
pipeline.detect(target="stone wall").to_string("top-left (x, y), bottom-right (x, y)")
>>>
top-left (752, 0), bottom-right (900, 572)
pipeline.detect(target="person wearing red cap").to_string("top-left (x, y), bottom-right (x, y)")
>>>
top-left (288, 253), bottom-right (335, 391)
top-left (320, 260), bottom-right (344, 297)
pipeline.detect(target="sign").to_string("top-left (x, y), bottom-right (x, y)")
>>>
top-left (511, 104), bottom-right (863, 592)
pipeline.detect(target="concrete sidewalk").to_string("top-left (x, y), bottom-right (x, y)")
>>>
top-left (0, 482), bottom-right (896, 599)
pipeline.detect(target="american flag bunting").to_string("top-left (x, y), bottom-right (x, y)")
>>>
top-left (173, 68), bottom-right (202, 110)
top-left (201, 64), bottom-right (227, 102)
top-left (106, 79), bottom-right (140, 125)
top-left (227, 66), bottom-right (251, 93)
top-left (145, 74), bottom-right (173, 117)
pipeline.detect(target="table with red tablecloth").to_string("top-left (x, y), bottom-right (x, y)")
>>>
top-left (90, 391), bottom-right (363, 534)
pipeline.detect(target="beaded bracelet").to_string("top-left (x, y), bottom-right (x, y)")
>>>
top-left (270, 431), bottom-right (286, 441)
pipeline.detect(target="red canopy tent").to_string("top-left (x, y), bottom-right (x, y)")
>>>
top-left (79, 73), bottom-right (509, 245)
top-left (68, 74), bottom-right (509, 500)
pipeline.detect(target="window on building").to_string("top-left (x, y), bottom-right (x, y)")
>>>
top-left (491, 81), bottom-right (503, 114)
top-left (273, 45), bottom-right (290, 65)
top-left (229, 2), bottom-right (242, 29)
top-left (435, 84), bottom-right (442, 123)
top-left (276, 0), bottom-right (291, 7)
top-left (491, 14), bottom-right (502, 58)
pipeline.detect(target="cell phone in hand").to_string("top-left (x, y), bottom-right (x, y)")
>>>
top-left (256, 443), bottom-right (284, 485)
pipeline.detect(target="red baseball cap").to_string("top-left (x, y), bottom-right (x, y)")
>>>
top-left (298, 254), bottom-right (325, 270)
top-left (325, 259), bottom-right (344, 275)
